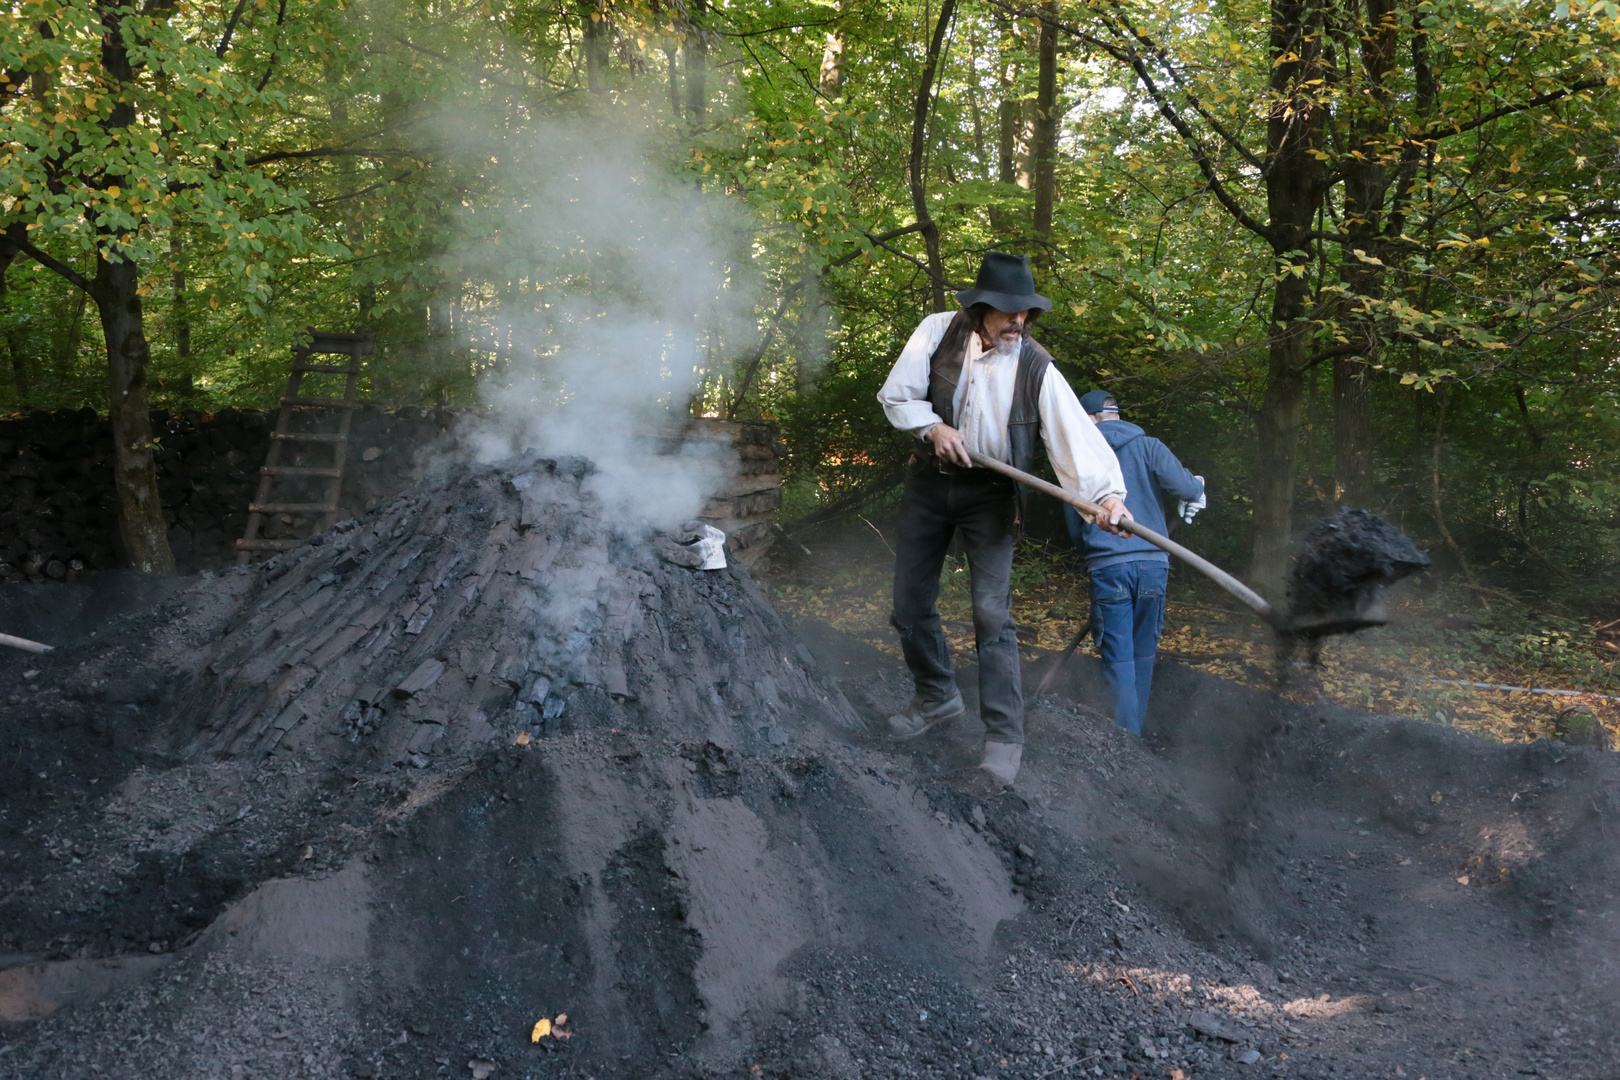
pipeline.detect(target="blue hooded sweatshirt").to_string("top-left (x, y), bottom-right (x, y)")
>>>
top-left (1070, 419), bottom-right (1205, 571)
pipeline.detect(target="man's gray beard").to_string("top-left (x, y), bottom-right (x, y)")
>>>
top-left (992, 334), bottom-right (1021, 359)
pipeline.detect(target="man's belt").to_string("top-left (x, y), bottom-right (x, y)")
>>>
top-left (910, 450), bottom-right (1014, 481)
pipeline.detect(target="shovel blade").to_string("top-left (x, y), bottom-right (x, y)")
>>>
top-left (1288, 587), bottom-right (1390, 638)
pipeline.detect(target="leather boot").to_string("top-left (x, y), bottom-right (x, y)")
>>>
top-left (979, 740), bottom-right (1023, 787)
top-left (886, 692), bottom-right (964, 740)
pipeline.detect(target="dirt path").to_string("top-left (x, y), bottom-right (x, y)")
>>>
top-left (1, 464), bottom-right (1615, 1080)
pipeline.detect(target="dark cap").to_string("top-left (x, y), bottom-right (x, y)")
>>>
top-left (1080, 390), bottom-right (1118, 415)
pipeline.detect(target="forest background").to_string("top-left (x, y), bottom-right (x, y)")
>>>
top-left (3, 0), bottom-right (1618, 634)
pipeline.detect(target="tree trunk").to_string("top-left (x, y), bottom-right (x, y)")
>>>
top-left (663, 42), bottom-right (681, 119)
top-left (1331, 356), bottom-right (1373, 504)
top-left (909, 0), bottom-right (958, 313)
top-left (1249, 0), bottom-right (1329, 592)
top-left (327, 69), bottom-right (375, 322)
top-left (997, 101), bottom-right (1034, 192)
top-left (1250, 279), bottom-right (1312, 592)
top-left (993, 24), bottom-right (1033, 237)
top-left (92, 254), bottom-right (176, 575)
top-left (818, 2), bottom-right (845, 101)
top-left (684, 0), bottom-right (708, 132)
top-left (1331, 0), bottom-right (1398, 508)
top-left (1031, 1), bottom-right (1059, 254)
top-left (171, 236), bottom-right (191, 376)
top-left (0, 239), bottom-right (36, 399)
top-left (51, 282), bottom-right (88, 370)
top-left (428, 291), bottom-right (458, 405)
top-left (583, 1), bottom-right (608, 95)
top-left (1428, 385), bottom-right (1482, 595)
top-left (966, 21), bottom-right (988, 178)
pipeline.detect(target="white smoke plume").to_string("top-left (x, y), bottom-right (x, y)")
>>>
top-left (443, 118), bottom-right (759, 530)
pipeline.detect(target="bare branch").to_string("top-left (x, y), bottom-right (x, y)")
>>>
top-left (823, 222), bottom-right (927, 272)
top-left (715, 16), bottom-right (843, 39)
top-left (1303, 342), bottom-right (1366, 369)
top-left (216, 0), bottom-right (250, 59)
top-left (299, 172), bottom-right (415, 209)
top-left (982, 0), bottom-right (1274, 246)
top-left (243, 146), bottom-right (421, 166)
top-left (255, 0), bottom-right (288, 94)
top-left (1109, 7), bottom-right (1267, 174)
top-left (3, 225), bottom-right (93, 294)
top-left (1424, 79), bottom-right (1611, 141)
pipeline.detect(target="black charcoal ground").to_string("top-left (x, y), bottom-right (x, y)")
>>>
top-left (1, 479), bottom-right (1615, 1080)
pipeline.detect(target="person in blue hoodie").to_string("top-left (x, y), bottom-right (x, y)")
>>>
top-left (1066, 390), bottom-right (1206, 736)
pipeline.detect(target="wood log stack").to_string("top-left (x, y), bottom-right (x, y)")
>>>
top-left (681, 419), bottom-right (784, 572)
top-left (0, 407), bottom-right (444, 579)
top-left (0, 409), bottom-right (783, 581)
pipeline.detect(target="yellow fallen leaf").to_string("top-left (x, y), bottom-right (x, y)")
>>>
top-left (531, 1017), bottom-right (551, 1042)
top-left (513, 731), bottom-right (530, 745)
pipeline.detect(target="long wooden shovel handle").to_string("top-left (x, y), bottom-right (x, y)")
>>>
top-left (965, 450), bottom-right (1285, 630)
top-left (1, 631), bottom-right (53, 654)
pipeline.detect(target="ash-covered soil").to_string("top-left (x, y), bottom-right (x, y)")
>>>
top-left (1, 472), bottom-right (1615, 1080)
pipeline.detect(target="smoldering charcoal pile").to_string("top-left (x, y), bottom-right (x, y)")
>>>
top-left (168, 451), bottom-right (846, 764)
top-left (3, 451), bottom-right (1617, 1080)
top-left (0, 406), bottom-right (458, 579)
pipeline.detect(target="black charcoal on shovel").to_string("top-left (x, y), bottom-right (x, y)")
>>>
top-left (965, 453), bottom-right (1431, 690)
top-left (1287, 508), bottom-right (1430, 637)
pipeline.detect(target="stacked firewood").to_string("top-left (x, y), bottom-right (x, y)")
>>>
top-left (1, 409), bottom-right (783, 581)
top-left (0, 406), bottom-right (458, 579)
top-left (684, 419), bottom-right (784, 571)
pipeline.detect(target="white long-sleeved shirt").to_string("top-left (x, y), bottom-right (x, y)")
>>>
top-left (877, 311), bottom-right (1127, 505)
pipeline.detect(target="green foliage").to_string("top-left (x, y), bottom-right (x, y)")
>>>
top-left (1, 0), bottom-right (353, 300)
top-left (0, 0), bottom-right (1617, 609)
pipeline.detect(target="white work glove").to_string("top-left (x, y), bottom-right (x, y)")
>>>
top-left (1178, 477), bottom-right (1207, 524)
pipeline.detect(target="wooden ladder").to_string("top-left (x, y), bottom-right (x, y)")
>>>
top-left (236, 331), bottom-right (374, 564)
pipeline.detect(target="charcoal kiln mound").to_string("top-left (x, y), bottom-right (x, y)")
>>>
top-left (0, 457), bottom-right (1024, 1079)
top-left (167, 451), bottom-right (850, 762)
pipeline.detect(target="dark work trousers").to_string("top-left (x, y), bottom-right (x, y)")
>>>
top-left (890, 462), bottom-right (1024, 745)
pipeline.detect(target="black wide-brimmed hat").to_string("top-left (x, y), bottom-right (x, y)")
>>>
top-left (956, 252), bottom-right (1052, 313)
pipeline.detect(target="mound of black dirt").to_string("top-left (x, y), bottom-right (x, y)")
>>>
top-left (1288, 507), bottom-right (1429, 635)
top-left (0, 571), bottom-right (189, 655)
top-left (0, 456), bottom-right (1026, 1079)
top-left (4, 476), bottom-right (1616, 1080)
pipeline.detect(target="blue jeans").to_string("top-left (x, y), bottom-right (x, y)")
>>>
top-left (1086, 560), bottom-right (1168, 736)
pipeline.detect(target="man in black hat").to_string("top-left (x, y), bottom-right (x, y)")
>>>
top-left (877, 252), bottom-right (1130, 787)
top-left (1067, 389), bottom-right (1205, 736)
